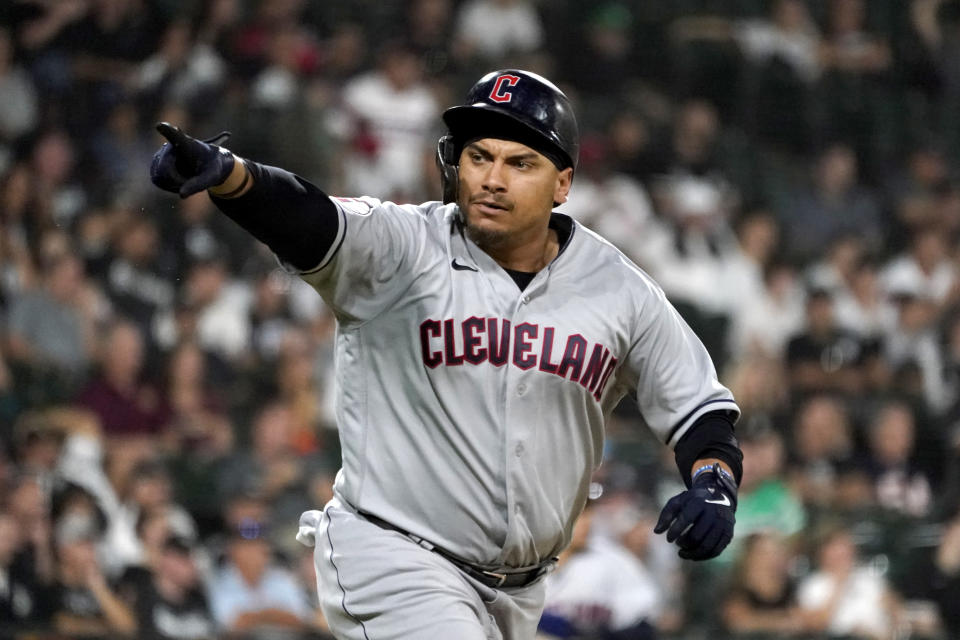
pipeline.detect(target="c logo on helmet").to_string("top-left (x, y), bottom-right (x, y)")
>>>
top-left (489, 74), bottom-right (521, 103)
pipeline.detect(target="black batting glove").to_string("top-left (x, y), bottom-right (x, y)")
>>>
top-left (150, 122), bottom-right (234, 198)
top-left (654, 463), bottom-right (737, 561)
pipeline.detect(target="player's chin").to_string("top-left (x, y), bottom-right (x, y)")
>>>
top-left (464, 216), bottom-right (510, 249)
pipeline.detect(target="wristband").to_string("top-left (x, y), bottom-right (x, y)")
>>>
top-left (693, 463), bottom-right (732, 483)
top-left (210, 160), bottom-right (249, 199)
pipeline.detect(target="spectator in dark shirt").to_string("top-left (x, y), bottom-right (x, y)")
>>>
top-left (0, 512), bottom-right (43, 638)
top-left (42, 510), bottom-right (136, 637)
top-left (104, 215), bottom-right (176, 345)
top-left (77, 318), bottom-right (168, 440)
top-left (858, 400), bottom-right (933, 518)
top-left (721, 531), bottom-right (810, 637)
top-left (120, 536), bottom-right (215, 640)
top-left (786, 394), bottom-right (870, 512)
top-left (786, 287), bottom-right (866, 397)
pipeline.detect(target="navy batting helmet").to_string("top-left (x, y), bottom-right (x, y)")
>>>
top-left (437, 69), bottom-right (579, 203)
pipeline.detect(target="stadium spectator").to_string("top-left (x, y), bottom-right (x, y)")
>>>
top-left (206, 518), bottom-right (311, 635)
top-left (42, 509), bottom-right (136, 637)
top-left (452, 0), bottom-right (544, 64)
top-left (833, 257), bottom-right (890, 342)
top-left (120, 535), bottom-right (216, 640)
top-left (563, 3), bottom-right (639, 108)
top-left (721, 531), bottom-right (809, 636)
top-left (5, 252), bottom-right (95, 404)
top-left (817, 0), bottom-right (893, 175)
top-left (162, 253), bottom-right (252, 363)
top-left (539, 503), bottom-right (661, 639)
top-left (0, 26), bottom-right (39, 167)
top-left (881, 279), bottom-right (952, 415)
top-left (858, 400), bottom-right (933, 518)
top-left (732, 260), bottom-right (806, 361)
top-left (785, 287), bottom-right (867, 397)
top-left (133, 18), bottom-right (227, 123)
top-left (102, 459), bottom-right (197, 579)
top-left (782, 143), bottom-right (884, 264)
top-left (333, 40), bottom-right (439, 202)
top-left (215, 403), bottom-right (314, 528)
top-left (796, 522), bottom-right (904, 639)
top-left (104, 215), bottom-right (176, 343)
top-left (787, 394), bottom-right (868, 511)
top-left (404, 0), bottom-right (457, 79)
top-left (725, 427), bottom-right (806, 563)
top-left (77, 319), bottom-right (168, 440)
top-left (0, 511), bottom-right (44, 634)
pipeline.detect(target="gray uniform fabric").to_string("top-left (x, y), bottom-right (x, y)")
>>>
top-left (313, 497), bottom-right (546, 640)
top-left (295, 197), bottom-right (738, 635)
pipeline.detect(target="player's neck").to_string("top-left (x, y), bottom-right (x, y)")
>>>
top-left (485, 228), bottom-right (559, 273)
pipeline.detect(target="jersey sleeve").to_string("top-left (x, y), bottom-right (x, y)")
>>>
top-left (624, 275), bottom-right (739, 448)
top-left (296, 197), bottom-right (431, 325)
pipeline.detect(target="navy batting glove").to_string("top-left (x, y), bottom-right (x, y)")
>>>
top-left (654, 463), bottom-right (737, 561)
top-left (150, 122), bottom-right (234, 198)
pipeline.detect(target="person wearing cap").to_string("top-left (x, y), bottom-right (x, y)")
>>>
top-left (206, 518), bottom-right (311, 635)
top-left (149, 68), bottom-right (742, 640)
top-left (119, 535), bottom-right (215, 640)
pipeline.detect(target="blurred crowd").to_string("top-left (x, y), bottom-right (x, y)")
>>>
top-left (2, 0), bottom-right (960, 638)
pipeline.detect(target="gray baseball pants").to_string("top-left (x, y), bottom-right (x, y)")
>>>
top-left (310, 498), bottom-right (547, 640)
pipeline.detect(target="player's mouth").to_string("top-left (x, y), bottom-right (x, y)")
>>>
top-left (470, 197), bottom-right (512, 215)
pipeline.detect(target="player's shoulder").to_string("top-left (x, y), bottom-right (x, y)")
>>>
top-left (567, 219), bottom-right (667, 299)
top-left (330, 196), bottom-right (448, 220)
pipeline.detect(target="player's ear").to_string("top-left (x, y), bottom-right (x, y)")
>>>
top-left (553, 167), bottom-right (573, 204)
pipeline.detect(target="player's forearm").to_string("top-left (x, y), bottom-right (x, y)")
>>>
top-left (209, 159), bottom-right (340, 271)
top-left (674, 410), bottom-right (743, 487)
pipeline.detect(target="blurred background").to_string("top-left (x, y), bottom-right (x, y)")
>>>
top-left (1, 0), bottom-right (960, 638)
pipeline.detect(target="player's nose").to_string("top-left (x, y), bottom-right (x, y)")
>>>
top-left (481, 159), bottom-right (508, 191)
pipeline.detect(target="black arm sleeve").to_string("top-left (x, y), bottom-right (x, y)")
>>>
top-left (674, 410), bottom-right (743, 488)
top-left (210, 160), bottom-right (340, 271)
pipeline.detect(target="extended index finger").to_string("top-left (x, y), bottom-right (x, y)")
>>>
top-left (155, 122), bottom-right (190, 147)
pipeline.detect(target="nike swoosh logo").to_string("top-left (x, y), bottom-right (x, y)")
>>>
top-left (705, 494), bottom-right (731, 507)
top-left (451, 259), bottom-right (477, 272)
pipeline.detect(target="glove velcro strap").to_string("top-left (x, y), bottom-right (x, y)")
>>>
top-left (693, 463), bottom-right (738, 509)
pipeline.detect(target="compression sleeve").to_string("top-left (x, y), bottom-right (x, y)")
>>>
top-left (673, 410), bottom-right (743, 488)
top-left (210, 161), bottom-right (339, 271)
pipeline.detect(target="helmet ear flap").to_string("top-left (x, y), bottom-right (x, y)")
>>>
top-left (436, 135), bottom-right (459, 204)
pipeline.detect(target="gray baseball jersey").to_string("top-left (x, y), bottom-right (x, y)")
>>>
top-left (298, 196), bottom-right (738, 570)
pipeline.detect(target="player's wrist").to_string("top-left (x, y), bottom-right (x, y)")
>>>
top-left (208, 156), bottom-right (250, 198)
top-left (691, 462), bottom-right (738, 508)
top-left (692, 463), bottom-right (733, 483)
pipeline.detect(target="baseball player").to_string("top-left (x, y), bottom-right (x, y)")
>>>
top-left (150, 69), bottom-right (743, 640)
